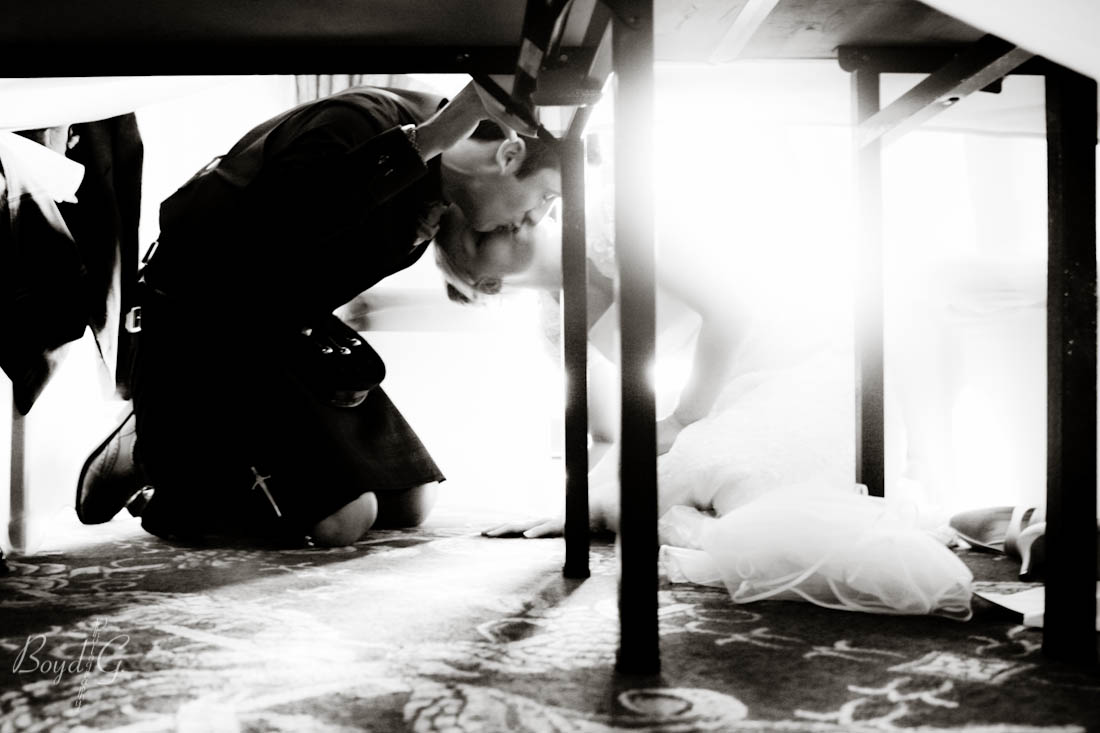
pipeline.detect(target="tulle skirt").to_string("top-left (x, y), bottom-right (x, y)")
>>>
top-left (659, 485), bottom-right (973, 620)
top-left (650, 344), bottom-right (972, 620)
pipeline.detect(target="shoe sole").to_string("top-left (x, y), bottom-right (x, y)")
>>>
top-left (76, 412), bottom-right (135, 524)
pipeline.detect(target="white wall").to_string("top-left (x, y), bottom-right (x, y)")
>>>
top-left (653, 61), bottom-right (1075, 518)
top-left (135, 76), bottom-right (300, 256)
top-left (883, 129), bottom-right (1051, 514)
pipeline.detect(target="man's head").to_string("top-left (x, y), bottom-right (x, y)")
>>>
top-left (439, 120), bottom-right (561, 233)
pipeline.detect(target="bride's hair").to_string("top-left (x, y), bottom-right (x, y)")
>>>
top-left (433, 242), bottom-right (502, 305)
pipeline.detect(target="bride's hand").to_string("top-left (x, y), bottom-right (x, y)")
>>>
top-left (482, 516), bottom-right (564, 538)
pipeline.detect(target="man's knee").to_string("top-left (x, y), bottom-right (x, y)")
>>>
top-left (376, 482), bottom-right (438, 528)
top-left (311, 491), bottom-right (378, 546)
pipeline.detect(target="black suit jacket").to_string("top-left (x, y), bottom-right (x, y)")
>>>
top-left (143, 86), bottom-right (447, 329)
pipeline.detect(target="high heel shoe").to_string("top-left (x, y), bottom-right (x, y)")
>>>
top-left (950, 505), bottom-right (1043, 554)
top-left (1015, 521), bottom-right (1046, 582)
top-left (1014, 520), bottom-right (1100, 582)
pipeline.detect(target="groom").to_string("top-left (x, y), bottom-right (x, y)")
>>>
top-left (77, 80), bottom-right (561, 547)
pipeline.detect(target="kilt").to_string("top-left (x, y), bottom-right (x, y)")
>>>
top-left (130, 289), bottom-right (444, 542)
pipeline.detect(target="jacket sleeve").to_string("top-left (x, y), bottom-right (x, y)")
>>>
top-left (146, 99), bottom-right (436, 317)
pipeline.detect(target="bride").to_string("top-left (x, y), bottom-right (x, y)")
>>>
top-left (430, 202), bottom-right (972, 620)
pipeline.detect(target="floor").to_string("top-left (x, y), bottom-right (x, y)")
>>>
top-left (3, 504), bottom-right (1099, 732)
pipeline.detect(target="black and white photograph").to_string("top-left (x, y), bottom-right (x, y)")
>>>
top-left (1, 1), bottom-right (1098, 730)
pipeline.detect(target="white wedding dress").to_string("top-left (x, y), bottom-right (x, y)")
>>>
top-left (573, 259), bottom-right (974, 620)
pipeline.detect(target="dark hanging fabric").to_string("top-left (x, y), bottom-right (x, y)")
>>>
top-left (0, 114), bottom-right (144, 414)
top-left (0, 148), bottom-right (89, 415)
top-left (61, 113), bottom-right (144, 399)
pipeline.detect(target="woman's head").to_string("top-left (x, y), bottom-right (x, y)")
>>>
top-left (433, 205), bottom-right (546, 304)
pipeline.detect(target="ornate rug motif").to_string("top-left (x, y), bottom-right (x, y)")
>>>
top-left (1, 517), bottom-right (1097, 732)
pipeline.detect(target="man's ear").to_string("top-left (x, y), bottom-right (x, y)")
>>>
top-left (66, 126), bottom-right (80, 151)
top-left (494, 136), bottom-right (527, 175)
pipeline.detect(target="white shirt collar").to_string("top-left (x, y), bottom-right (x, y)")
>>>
top-left (0, 130), bottom-right (85, 203)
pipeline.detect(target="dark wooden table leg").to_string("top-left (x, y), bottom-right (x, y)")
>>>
top-left (852, 68), bottom-right (886, 498)
top-left (562, 132), bottom-right (592, 580)
top-left (1043, 64), bottom-right (1097, 665)
top-left (611, 0), bottom-right (660, 676)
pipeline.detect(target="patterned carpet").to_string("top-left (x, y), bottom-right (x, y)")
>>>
top-left (1, 510), bottom-right (1098, 732)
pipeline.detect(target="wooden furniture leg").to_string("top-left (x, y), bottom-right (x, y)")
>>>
top-left (851, 68), bottom-right (886, 497)
top-left (562, 131), bottom-right (592, 580)
top-left (1042, 63), bottom-right (1098, 665)
top-left (8, 400), bottom-right (27, 553)
top-left (611, 0), bottom-right (660, 675)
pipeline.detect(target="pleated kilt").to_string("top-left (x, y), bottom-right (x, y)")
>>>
top-left (129, 288), bottom-right (444, 542)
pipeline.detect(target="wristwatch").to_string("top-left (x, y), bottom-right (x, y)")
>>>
top-left (401, 124), bottom-right (422, 159)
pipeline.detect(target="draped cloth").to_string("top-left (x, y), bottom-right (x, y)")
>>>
top-left (0, 133), bottom-right (88, 414)
top-left (63, 114), bottom-right (144, 398)
top-left (0, 114), bottom-right (143, 414)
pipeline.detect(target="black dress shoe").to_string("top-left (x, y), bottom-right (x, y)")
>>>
top-left (76, 411), bottom-right (144, 524)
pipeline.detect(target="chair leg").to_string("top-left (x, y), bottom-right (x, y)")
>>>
top-left (8, 400), bottom-right (28, 554)
top-left (851, 68), bottom-right (886, 498)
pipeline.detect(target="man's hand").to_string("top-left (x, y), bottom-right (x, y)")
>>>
top-left (482, 516), bottom-right (564, 538)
